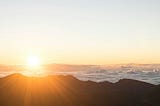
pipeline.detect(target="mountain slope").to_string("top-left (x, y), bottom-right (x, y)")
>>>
top-left (0, 73), bottom-right (159, 106)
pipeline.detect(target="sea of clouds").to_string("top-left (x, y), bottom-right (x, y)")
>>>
top-left (48, 64), bottom-right (160, 85)
top-left (0, 64), bottom-right (160, 85)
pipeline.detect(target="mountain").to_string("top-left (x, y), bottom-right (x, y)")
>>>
top-left (0, 73), bottom-right (159, 106)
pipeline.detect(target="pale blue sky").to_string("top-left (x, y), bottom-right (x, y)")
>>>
top-left (0, 0), bottom-right (160, 64)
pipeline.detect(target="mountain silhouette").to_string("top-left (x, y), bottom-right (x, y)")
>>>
top-left (0, 73), bottom-right (159, 106)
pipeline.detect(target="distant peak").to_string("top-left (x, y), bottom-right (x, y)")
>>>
top-left (5, 73), bottom-right (25, 78)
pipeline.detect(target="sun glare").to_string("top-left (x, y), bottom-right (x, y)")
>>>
top-left (23, 56), bottom-right (45, 76)
top-left (27, 56), bottom-right (40, 67)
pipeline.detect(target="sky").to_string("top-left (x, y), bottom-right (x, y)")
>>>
top-left (0, 0), bottom-right (160, 65)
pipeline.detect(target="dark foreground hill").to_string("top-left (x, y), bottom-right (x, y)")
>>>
top-left (0, 73), bottom-right (160, 106)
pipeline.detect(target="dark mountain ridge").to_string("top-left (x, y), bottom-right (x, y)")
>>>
top-left (0, 73), bottom-right (159, 106)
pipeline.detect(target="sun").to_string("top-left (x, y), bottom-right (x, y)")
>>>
top-left (27, 56), bottom-right (40, 67)
top-left (23, 56), bottom-right (45, 76)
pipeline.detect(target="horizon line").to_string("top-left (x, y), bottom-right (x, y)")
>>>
top-left (1, 63), bottom-right (160, 66)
